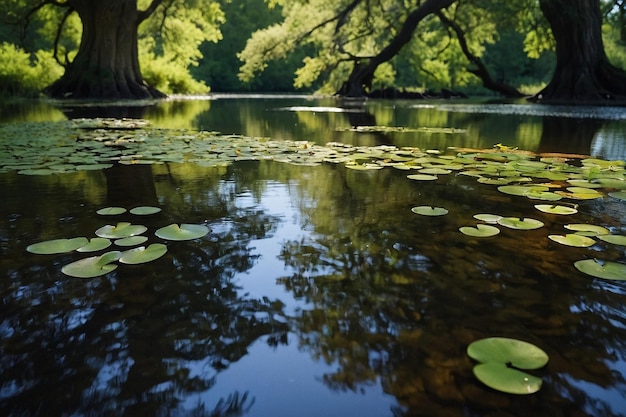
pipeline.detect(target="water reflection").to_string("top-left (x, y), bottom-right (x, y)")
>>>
top-left (1, 97), bottom-right (626, 416)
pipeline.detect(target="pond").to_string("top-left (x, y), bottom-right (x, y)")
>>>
top-left (1, 95), bottom-right (625, 417)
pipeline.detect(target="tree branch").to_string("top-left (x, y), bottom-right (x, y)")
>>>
top-left (138, 0), bottom-right (164, 23)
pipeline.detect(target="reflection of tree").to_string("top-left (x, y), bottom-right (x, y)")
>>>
top-left (274, 163), bottom-right (626, 416)
top-left (537, 116), bottom-right (603, 155)
top-left (0, 163), bottom-right (288, 416)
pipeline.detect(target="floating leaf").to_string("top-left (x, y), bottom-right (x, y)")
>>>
top-left (61, 251), bottom-right (122, 278)
top-left (597, 234), bottom-right (626, 246)
top-left (130, 206), bottom-right (162, 215)
top-left (119, 244), bottom-right (168, 264)
top-left (95, 222), bottom-right (148, 239)
top-left (459, 224), bottom-right (500, 237)
top-left (497, 217), bottom-right (544, 230)
top-left (407, 174), bottom-right (438, 181)
top-left (27, 237), bottom-right (89, 255)
top-left (77, 238), bottom-right (112, 252)
top-left (564, 224), bottom-right (610, 237)
top-left (155, 223), bottom-right (209, 241)
top-left (534, 204), bottom-right (578, 215)
top-left (411, 206), bottom-right (449, 216)
top-left (574, 259), bottom-right (626, 280)
top-left (467, 337), bottom-right (549, 369)
top-left (548, 234), bottom-right (595, 247)
top-left (472, 363), bottom-right (543, 395)
top-left (114, 236), bottom-right (148, 247)
top-left (96, 207), bottom-right (127, 215)
top-left (497, 185), bottom-right (548, 197)
top-left (609, 191), bottom-right (626, 200)
top-left (473, 214), bottom-right (502, 224)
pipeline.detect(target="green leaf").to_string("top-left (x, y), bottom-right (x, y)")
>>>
top-left (467, 337), bottom-right (549, 370)
top-left (76, 238), bottom-right (112, 252)
top-left (119, 244), bottom-right (168, 265)
top-left (114, 236), bottom-right (149, 247)
top-left (96, 206), bottom-right (127, 215)
top-left (548, 234), bottom-right (595, 247)
top-left (411, 206), bottom-right (449, 216)
top-left (155, 223), bottom-right (209, 241)
top-left (497, 217), bottom-right (544, 230)
top-left (27, 237), bottom-right (89, 255)
top-left (574, 259), bottom-right (626, 280)
top-left (407, 174), bottom-right (438, 181)
top-left (473, 214), bottom-right (502, 224)
top-left (597, 234), bottom-right (626, 246)
top-left (61, 251), bottom-right (122, 278)
top-left (564, 224), bottom-right (610, 236)
top-left (130, 206), bottom-right (162, 215)
top-left (534, 204), bottom-right (578, 215)
top-left (472, 363), bottom-right (543, 395)
top-left (95, 222), bottom-right (148, 239)
top-left (459, 224), bottom-right (500, 237)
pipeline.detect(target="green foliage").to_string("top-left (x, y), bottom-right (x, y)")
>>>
top-left (0, 42), bottom-right (63, 97)
top-left (140, 52), bottom-right (210, 94)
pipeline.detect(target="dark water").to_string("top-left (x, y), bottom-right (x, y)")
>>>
top-left (1, 95), bottom-right (626, 417)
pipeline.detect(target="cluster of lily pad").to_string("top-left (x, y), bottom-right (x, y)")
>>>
top-left (26, 205), bottom-right (209, 278)
top-left (467, 337), bottom-right (549, 395)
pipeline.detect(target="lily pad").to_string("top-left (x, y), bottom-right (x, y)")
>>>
top-left (27, 237), bottom-right (89, 255)
top-left (459, 224), bottom-right (500, 237)
top-left (96, 206), bottom-right (127, 215)
top-left (548, 234), bottom-right (595, 248)
top-left (574, 259), bottom-right (626, 280)
top-left (597, 234), bottom-right (626, 246)
top-left (114, 236), bottom-right (149, 247)
top-left (473, 214), bottom-right (502, 224)
top-left (609, 191), bottom-right (626, 201)
top-left (130, 206), bottom-right (162, 215)
top-left (61, 251), bottom-right (122, 278)
top-left (95, 222), bottom-right (148, 239)
top-left (119, 244), bottom-right (168, 264)
top-left (411, 206), bottom-right (449, 216)
top-left (77, 238), bottom-right (112, 252)
top-left (467, 337), bottom-right (548, 395)
top-left (497, 217), bottom-right (544, 230)
top-left (472, 363), bottom-right (544, 395)
top-left (564, 224), bottom-right (610, 236)
top-left (534, 204), bottom-right (578, 215)
top-left (407, 173), bottom-right (438, 181)
top-left (155, 223), bottom-right (210, 241)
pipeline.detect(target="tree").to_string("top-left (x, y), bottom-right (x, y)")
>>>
top-left (18, 0), bottom-right (224, 99)
top-left (531, 0), bottom-right (626, 103)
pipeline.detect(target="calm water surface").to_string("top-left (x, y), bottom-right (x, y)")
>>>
top-left (1, 95), bottom-right (626, 417)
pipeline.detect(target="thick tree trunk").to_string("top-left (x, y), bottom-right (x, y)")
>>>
top-left (532, 0), bottom-right (626, 103)
top-left (46, 0), bottom-right (165, 99)
top-left (337, 0), bottom-right (456, 97)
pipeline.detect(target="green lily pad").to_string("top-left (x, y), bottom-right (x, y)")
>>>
top-left (27, 237), bottom-right (89, 255)
top-left (76, 238), bottom-right (112, 252)
top-left (473, 214), bottom-right (503, 224)
top-left (497, 217), bottom-right (544, 230)
top-left (459, 224), bottom-right (500, 237)
top-left (467, 337), bottom-right (549, 370)
top-left (114, 236), bottom-right (149, 247)
top-left (95, 222), bottom-right (148, 239)
top-left (411, 206), bottom-right (449, 216)
top-left (96, 206), bottom-right (127, 215)
top-left (564, 224), bottom-right (610, 236)
top-left (472, 363), bottom-right (543, 395)
top-left (61, 251), bottom-right (122, 278)
top-left (497, 185), bottom-right (548, 197)
top-left (155, 223), bottom-right (210, 241)
top-left (129, 206), bottom-right (162, 215)
top-left (609, 191), bottom-right (626, 200)
top-left (407, 174), bottom-right (438, 181)
top-left (574, 259), bottom-right (626, 280)
top-left (534, 204), bottom-right (578, 215)
top-left (597, 234), bottom-right (626, 246)
top-left (548, 234), bottom-right (595, 247)
top-left (119, 243), bottom-right (168, 264)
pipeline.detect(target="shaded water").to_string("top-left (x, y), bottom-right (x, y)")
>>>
top-left (1, 95), bottom-right (626, 417)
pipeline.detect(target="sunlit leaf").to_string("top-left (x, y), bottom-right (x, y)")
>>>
top-left (597, 235), bottom-right (626, 246)
top-left (467, 337), bottom-right (549, 369)
top-left (407, 174), bottom-right (438, 181)
top-left (114, 236), bottom-right (149, 246)
top-left (548, 234), bottom-right (595, 247)
top-left (564, 224), bottom-right (610, 236)
top-left (574, 259), bottom-right (626, 280)
top-left (411, 206), bottom-right (448, 216)
top-left (534, 204), bottom-right (578, 215)
top-left (96, 206), bottom-right (127, 215)
top-left (95, 222), bottom-right (148, 239)
top-left (27, 237), bottom-right (89, 255)
top-left (130, 206), bottom-right (162, 215)
top-left (497, 217), bottom-right (544, 230)
top-left (473, 214), bottom-right (502, 224)
top-left (61, 251), bottom-right (122, 278)
top-left (77, 238), bottom-right (112, 252)
top-left (472, 363), bottom-right (543, 395)
top-left (459, 224), bottom-right (500, 237)
top-left (119, 244), bottom-right (168, 264)
top-left (155, 223), bottom-right (209, 241)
